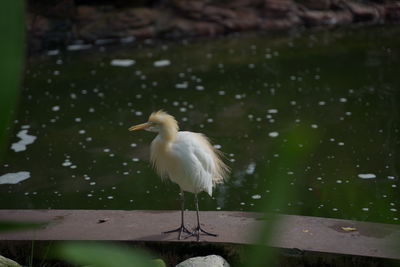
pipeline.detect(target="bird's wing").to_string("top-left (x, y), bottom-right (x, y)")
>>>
top-left (171, 132), bottom-right (215, 194)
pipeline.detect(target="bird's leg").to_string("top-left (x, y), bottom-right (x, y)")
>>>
top-left (193, 194), bottom-right (217, 241)
top-left (163, 191), bottom-right (192, 239)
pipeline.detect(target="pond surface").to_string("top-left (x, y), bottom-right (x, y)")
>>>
top-left (1, 26), bottom-right (399, 224)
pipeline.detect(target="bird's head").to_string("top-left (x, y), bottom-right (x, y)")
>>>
top-left (129, 110), bottom-right (179, 134)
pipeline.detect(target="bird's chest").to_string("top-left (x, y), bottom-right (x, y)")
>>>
top-left (150, 141), bottom-right (179, 175)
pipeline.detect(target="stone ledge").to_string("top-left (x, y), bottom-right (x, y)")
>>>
top-left (0, 209), bottom-right (399, 260)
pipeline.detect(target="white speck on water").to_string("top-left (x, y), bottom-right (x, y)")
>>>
top-left (89, 108), bottom-right (95, 113)
top-left (218, 90), bottom-right (226, 95)
top-left (318, 101), bottom-right (326, 106)
top-left (52, 106), bottom-right (60, 112)
top-left (0, 171), bottom-right (30, 184)
top-left (336, 180), bottom-right (342, 183)
top-left (62, 160), bottom-right (72, 167)
top-left (252, 194), bottom-right (261, 199)
top-left (110, 59), bottom-right (135, 67)
top-left (196, 85), bottom-right (205, 91)
top-left (154, 59), bottom-right (171, 67)
top-left (267, 109), bottom-right (278, 114)
top-left (120, 36), bottom-right (135, 43)
top-left (103, 148), bottom-right (111, 152)
top-left (132, 158), bottom-right (139, 162)
top-left (47, 50), bottom-right (59, 56)
top-left (246, 162), bottom-right (256, 175)
top-left (90, 182), bottom-right (96, 185)
top-left (311, 124), bottom-right (318, 129)
top-left (107, 196), bottom-right (114, 199)
top-left (175, 82), bottom-right (188, 89)
top-left (392, 184), bottom-right (397, 188)
top-left (339, 98), bottom-right (347, 103)
top-left (213, 144), bottom-right (221, 149)
top-left (362, 207), bottom-right (369, 211)
top-left (70, 93), bottom-right (77, 99)
top-left (79, 130), bottom-right (86, 134)
top-left (67, 44), bottom-right (92, 51)
top-left (130, 143), bottom-right (137, 147)
top-left (338, 142), bottom-right (344, 146)
top-left (11, 130), bottom-right (37, 152)
top-left (268, 131), bottom-right (279, 138)
top-left (358, 173), bottom-right (376, 179)
top-left (388, 176), bottom-right (395, 180)
top-left (75, 117), bottom-right (82, 122)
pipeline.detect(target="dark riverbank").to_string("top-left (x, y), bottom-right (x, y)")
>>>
top-left (25, 0), bottom-right (400, 50)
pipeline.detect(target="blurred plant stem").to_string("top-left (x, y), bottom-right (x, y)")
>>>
top-left (246, 126), bottom-right (319, 266)
top-left (56, 242), bottom-right (165, 267)
top-left (0, 0), bottom-right (25, 161)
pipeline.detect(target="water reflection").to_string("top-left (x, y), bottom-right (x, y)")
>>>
top-left (0, 26), bottom-right (399, 224)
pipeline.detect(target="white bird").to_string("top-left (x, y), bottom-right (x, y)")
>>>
top-left (129, 110), bottom-right (230, 241)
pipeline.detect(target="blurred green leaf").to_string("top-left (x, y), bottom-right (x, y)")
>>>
top-left (0, 0), bottom-right (25, 161)
top-left (246, 125), bottom-right (319, 266)
top-left (152, 259), bottom-right (166, 267)
top-left (57, 242), bottom-right (158, 267)
top-left (0, 255), bottom-right (21, 267)
top-left (0, 221), bottom-right (47, 232)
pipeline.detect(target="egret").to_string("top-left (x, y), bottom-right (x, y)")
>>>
top-left (129, 110), bottom-right (229, 241)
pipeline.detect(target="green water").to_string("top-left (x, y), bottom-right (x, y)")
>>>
top-left (1, 26), bottom-right (399, 224)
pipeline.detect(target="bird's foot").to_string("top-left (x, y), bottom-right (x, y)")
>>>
top-left (163, 224), bottom-right (192, 240)
top-left (192, 225), bottom-right (218, 241)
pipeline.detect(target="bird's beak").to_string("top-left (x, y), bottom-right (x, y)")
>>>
top-left (129, 122), bottom-right (150, 131)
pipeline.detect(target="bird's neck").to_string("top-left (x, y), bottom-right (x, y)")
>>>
top-left (158, 126), bottom-right (177, 144)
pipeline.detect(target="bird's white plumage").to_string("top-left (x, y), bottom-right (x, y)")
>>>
top-left (130, 110), bottom-right (229, 197)
top-left (129, 110), bottom-right (229, 240)
top-left (151, 131), bottom-right (216, 195)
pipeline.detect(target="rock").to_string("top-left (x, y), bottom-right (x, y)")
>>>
top-left (300, 0), bottom-right (331, 10)
top-left (227, 0), bottom-right (264, 8)
top-left (175, 255), bottom-right (230, 267)
top-left (29, 0), bottom-right (76, 19)
top-left (344, 1), bottom-right (381, 23)
top-left (26, 13), bottom-right (51, 36)
top-left (192, 21), bottom-right (225, 36)
top-left (385, 2), bottom-right (400, 23)
top-left (263, 0), bottom-right (297, 19)
top-left (0, 255), bottom-right (21, 267)
top-left (260, 16), bottom-right (301, 30)
top-left (77, 6), bottom-right (103, 22)
top-left (299, 10), bottom-right (352, 27)
top-left (223, 9), bottom-right (261, 30)
top-left (173, 0), bottom-right (206, 14)
top-left (77, 7), bottom-right (158, 40)
top-left (167, 18), bottom-right (225, 37)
